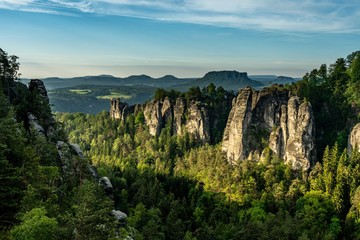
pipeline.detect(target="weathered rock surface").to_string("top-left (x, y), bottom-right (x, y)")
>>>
top-left (161, 97), bottom-right (173, 125)
top-left (144, 100), bottom-right (163, 136)
top-left (69, 143), bottom-right (85, 159)
top-left (110, 98), bottom-right (129, 121)
top-left (173, 98), bottom-right (186, 135)
top-left (142, 99), bottom-right (211, 143)
top-left (99, 176), bottom-right (113, 194)
top-left (28, 113), bottom-right (45, 136)
top-left (29, 79), bottom-right (49, 102)
top-left (110, 92), bottom-right (233, 144)
top-left (185, 101), bottom-right (210, 143)
top-left (57, 141), bottom-right (76, 175)
top-left (349, 123), bottom-right (360, 154)
top-left (27, 79), bottom-right (55, 134)
top-left (111, 210), bottom-right (128, 221)
top-left (222, 87), bottom-right (316, 170)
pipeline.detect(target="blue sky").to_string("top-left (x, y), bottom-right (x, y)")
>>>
top-left (0, 0), bottom-right (359, 78)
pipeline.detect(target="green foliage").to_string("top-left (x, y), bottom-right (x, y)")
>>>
top-left (10, 207), bottom-right (59, 240)
top-left (71, 180), bottom-right (116, 240)
top-left (287, 51), bottom-right (360, 157)
top-left (0, 48), bottom-right (20, 98)
top-left (295, 191), bottom-right (340, 239)
top-left (4, 48), bottom-right (360, 239)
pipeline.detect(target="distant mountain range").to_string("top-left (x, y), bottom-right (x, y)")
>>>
top-left (21, 70), bottom-right (297, 92)
top-left (30, 74), bottom-right (195, 90)
top-left (174, 71), bottom-right (262, 91)
top-left (20, 71), bottom-right (299, 113)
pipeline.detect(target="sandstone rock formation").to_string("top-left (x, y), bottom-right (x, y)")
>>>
top-left (29, 79), bottom-right (49, 102)
top-left (173, 98), bottom-right (186, 135)
top-left (144, 99), bottom-right (163, 136)
top-left (142, 98), bottom-right (211, 143)
top-left (222, 87), bottom-right (316, 170)
top-left (27, 79), bottom-right (55, 135)
top-left (349, 123), bottom-right (360, 154)
top-left (185, 101), bottom-right (210, 144)
top-left (27, 113), bottom-right (45, 136)
top-left (110, 98), bottom-right (129, 121)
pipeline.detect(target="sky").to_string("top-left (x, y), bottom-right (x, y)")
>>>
top-left (0, 0), bottom-right (359, 78)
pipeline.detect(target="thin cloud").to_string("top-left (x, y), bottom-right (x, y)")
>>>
top-left (0, 0), bottom-right (359, 33)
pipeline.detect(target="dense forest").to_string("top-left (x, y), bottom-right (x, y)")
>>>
top-left (1, 48), bottom-right (360, 239)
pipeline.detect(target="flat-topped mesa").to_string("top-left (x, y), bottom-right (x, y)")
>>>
top-left (204, 70), bottom-right (249, 80)
top-left (222, 87), bottom-right (316, 171)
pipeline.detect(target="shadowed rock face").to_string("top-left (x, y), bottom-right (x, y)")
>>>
top-left (349, 123), bottom-right (360, 154)
top-left (29, 79), bottom-right (49, 102)
top-left (27, 79), bottom-right (55, 137)
top-left (185, 101), bottom-right (210, 144)
top-left (222, 87), bottom-right (316, 171)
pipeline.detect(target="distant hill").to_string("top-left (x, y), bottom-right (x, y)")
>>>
top-left (249, 75), bottom-right (296, 85)
top-left (175, 71), bottom-right (263, 91)
top-left (35, 74), bottom-right (195, 90)
top-left (20, 71), bottom-right (299, 113)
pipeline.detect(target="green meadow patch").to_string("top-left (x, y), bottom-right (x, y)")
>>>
top-left (69, 89), bottom-right (92, 94)
top-left (96, 91), bottom-right (132, 100)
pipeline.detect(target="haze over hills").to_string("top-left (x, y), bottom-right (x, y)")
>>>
top-left (174, 71), bottom-right (263, 91)
top-left (20, 70), bottom-right (298, 113)
top-left (30, 74), bottom-right (196, 90)
top-left (22, 70), bottom-right (296, 90)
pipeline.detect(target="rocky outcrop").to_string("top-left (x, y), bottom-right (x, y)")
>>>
top-left (222, 87), bottom-right (315, 170)
top-left (99, 177), bottom-right (113, 194)
top-left (28, 113), bottom-right (46, 136)
top-left (111, 210), bottom-right (128, 225)
top-left (161, 97), bottom-right (173, 124)
top-left (27, 79), bottom-right (55, 136)
top-left (57, 141), bottom-right (78, 176)
top-left (142, 98), bottom-right (211, 143)
top-left (349, 123), bottom-right (360, 154)
top-left (29, 79), bottom-right (49, 102)
top-left (185, 101), bottom-right (210, 144)
top-left (110, 98), bottom-right (129, 121)
top-left (173, 98), bottom-right (186, 135)
top-left (144, 100), bottom-right (163, 136)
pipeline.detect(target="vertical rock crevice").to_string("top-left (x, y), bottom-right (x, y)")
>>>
top-left (222, 87), bottom-right (316, 170)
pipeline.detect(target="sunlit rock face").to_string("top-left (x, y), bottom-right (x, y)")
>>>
top-left (110, 98), bottom-right (129, 121)
top-left (222, 87), bottom-right (316, 171)
top-left (144, 99), bottom-right (163, 136)
top-left (142, 98), bottom-right (211, 143)
top-left (349, 123), bottom-right (360, 154)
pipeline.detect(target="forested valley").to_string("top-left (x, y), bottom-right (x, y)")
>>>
top-left (1, 48), bottom-right (360, 239)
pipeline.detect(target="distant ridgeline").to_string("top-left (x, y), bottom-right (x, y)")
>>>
top-left (41, 70), bottom-right (296, 113)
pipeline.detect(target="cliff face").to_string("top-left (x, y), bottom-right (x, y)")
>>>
top-left (110, 98), bottom-right (142, 122)
top-left (110, 98), bottom-right (129, 121)
top-left (27, 79), bottom-right (56, 138)
top-left (143, 97), bottom-right (211, 143)
top-left (222, 87), bottom-right (316, 170)
top-left (349, 123), bottom-right (360, 154)
top-left (144, 99), bottom-right (163, 136)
